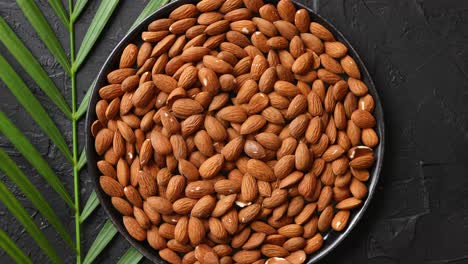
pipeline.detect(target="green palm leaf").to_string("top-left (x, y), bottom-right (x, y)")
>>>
top-left (80, 191), bottom-right (100, 224)
top-left (47, 0), bottom-right (70, 28)
top-left (117, 247), bottom-right (143, 264)
top-left (78, 148), bottom-right (87, 171)
top-left (0, 148), bottom-right (75, 250)
top-left (73, 0), bottom-right (120, 71)
top-left (0, 55), bottom-right (73, 163)
top-left (0, 181), bottom-right (62, 264)
top-left (0, 17), bottom-right (72, 119)
top-left (129, 0), bottom-right (169, 31)
top-left (75, 79), bottom-right (95, 120)
top-left (0, 112), bottom-right (74, 208)
top-left (72, 0), bottom-right (90, 22)
top-left (0, 228), bottom-right (33, 264)
top-left (15, 0), bottom-right (71, 75)
top-left (82, 220), bottom-right (118, 264)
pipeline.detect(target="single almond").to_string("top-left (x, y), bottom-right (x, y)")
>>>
top-left (247, 159), bottom-right (275, 181)
top-left (240, 115), bottom-right (267, 135)
top-left (123, 216), bottom-right (147, 241)
top-left (199, 154), bottom-right (224, 179)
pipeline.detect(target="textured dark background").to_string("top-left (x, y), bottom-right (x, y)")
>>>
top-left (1, 0), bottom-right (468, 263)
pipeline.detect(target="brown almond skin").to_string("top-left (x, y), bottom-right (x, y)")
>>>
top-left (331, 210), bottom-right (350, 231)
top-left (304, 233), bottom-right (323, 254)
top-left (100, 176), bottom-right (124, 197)
top-left (123, 216), bottom-right (146, 241)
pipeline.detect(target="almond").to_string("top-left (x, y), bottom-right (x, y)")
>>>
top-left (166, 175), bottom-right (186, 202)
top-left (262, 106), bottom-right (285, 125)
top-left (335, 197), bottom-right (362, 210)
top-left (240, 115), bottom-right (266, 134)
top-left (209, 217), bottom-right (228, 240)
top-left (185, 180), bottom-right (215, 198)
top-left (111, 197), bottom-right (133, 216)
top-left (240, 173), bottom-right (258, 202)
top-left (199, 154), bottom-right (224, 179)
top-left (149, 18), bottom-right (173, 31)
top-left (170, 4), bottom-right (198, 20)
top-left (250, 55), bottom-right (269, 80)
top-left (362, 128), bottom-right (379, 147)
top-left (297, 173), bottom-right (316, 200)
top-left (261, 244), bottom-right (289, 258)
top-left (359, 94), bottom-right (375, 112)
top-left (107, 69), bottom-right (137, 84)
top-left (243, 233), bottom-right (267, 250)
top-left (233, 250), bottom-right (261, 264)
top-left (291, 51), bottom-right (313, 74)
top-left (173, 198), bottom-right (198, 215)
top-left (123, 216), bottom-right (147, 241)
top-left (341, 55), bottom-right (361, 79)
top-left (263, 189), bottom-right (288, 208)
top-left (317, 68), bottom-right (341, 84)
top-left (100, 176), bottom-right (124, 197)
top-left (278, 224), bottom-right (303, 237)
top-left (221, 136), bottom-right (245, 161)
top-left (212, 194), bottom-right (237, 217)
top-left (286, 250), bottom-right (306, 264)
top-left (151, 34), bottom-right (177, 57)
top-left (238, 204), bottom-right (261, 223)
top-left (188, 216), bottom-right (206, 245)
top-left (288, 114), bottom-right (310, 138)
top-left (247, 92), bottom-right (269, 114)
top-left (274, 81), bottom-right (299, 97)
top-left (351, 109), bottom-right (376, 128)
top-left (294, 203), bottom-right (317, 225)
top-left (317, 205), bottom-right (334, 232)
top-left (300, 33), bottom-right (324, 54)
top-left (283, 237), bottom-right (306, 252)
top-left (205, 115), bottom-right (228, 142)
top-left (257, 67), bottom-right (277, 92)
top-left (120, 44), bottom-right (138, 68)
top-left (304, 233), bottom-right (323, 254)
top-left (279, 171), bottom-right (304, 189)
top-left (218, 105), bottom-right (248, 122)
top-left (273, 155), bottom-right (295, 179)
top-left (214, 180), bottom-right (241, 195)
top-left (147, 196), bottom-right (173, 215)
top-left (349, 153), bottom-right (374, 169)
top-left (172, 98), bottom-right (204, 118)
top-left (222, 209), bottom-right (239, 235)
top-left (152, 74), bottom-right (177, 94)
top-left (277, 0), bottom-right (296, 22)
top-left (142, 31), bottom-right (170, 43)
top-left (324, 41), bottom-right (348, 58)
top-left (192, 195), bottom-right (216, 218)
top-left (230, 20), bottom-right (257, 34)
top-left (247, 159), bottom-right (275, 181)
top-left (351, 177), bottom-right (368, 198)
top-left (259, 4), bottom-right (280, 22)
top-left (95, 128), bottom-right (114, 155)
top-left (159, 248), bottom-right (182, 264)
top-left (331, 210), bottom-right (350, 231)
top-left (322, 145), bottom-right (345, 162)
top-left (348, 77), bottom-right (368, 96)
top-left (180, 47), bottom-right (211, 62)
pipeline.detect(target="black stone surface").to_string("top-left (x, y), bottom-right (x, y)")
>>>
top-left (1, 0), bottom-right (468, 263)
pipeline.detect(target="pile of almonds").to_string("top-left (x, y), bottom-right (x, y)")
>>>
top-left (92, 0), bottom-right (379, 263)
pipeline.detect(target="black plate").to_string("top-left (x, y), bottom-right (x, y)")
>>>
top-left (85, 0), bottom-right (385, 263)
